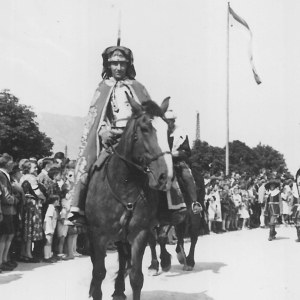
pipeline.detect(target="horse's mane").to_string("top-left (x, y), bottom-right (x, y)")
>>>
top-left (141, 100), bottom-right (164, 118)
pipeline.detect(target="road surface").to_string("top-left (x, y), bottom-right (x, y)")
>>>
top-left (0, 225), bottom-right (299, 300)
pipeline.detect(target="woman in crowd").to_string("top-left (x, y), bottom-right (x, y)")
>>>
top-left (20, 161), bottom-right (45, 262)
top-left (219, 183), bottom-right (230, 232)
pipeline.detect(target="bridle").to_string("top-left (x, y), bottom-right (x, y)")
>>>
top-left (109, 112), bottom-right (171, 173)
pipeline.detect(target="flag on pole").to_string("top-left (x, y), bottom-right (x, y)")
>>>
top-left (229, 6), bottom-right (262, 85)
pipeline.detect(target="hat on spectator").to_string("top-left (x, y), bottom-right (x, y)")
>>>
top-left (265, 179), bottom-right (280, 190)
top-left (37, 158), bottom-right (44, 168)
top-left (19, 158), bottom-right (29, 169)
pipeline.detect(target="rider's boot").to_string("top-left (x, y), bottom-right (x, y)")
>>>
top-left (180, 163), bottom-right (202, 214)
top-left (68, 175), bottom-right (89, 227)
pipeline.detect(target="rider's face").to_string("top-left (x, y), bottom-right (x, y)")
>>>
top-left (109, 62), bottom-right (128, 80)
top-left (167, 119), bottom-right (175, 133)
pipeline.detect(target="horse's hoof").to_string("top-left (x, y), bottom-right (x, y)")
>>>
top-left (162, 264), bottom-right (171, 272)
top-left (177, 252), bottom-right (185, 265)
top-left (148, 268), bottom-right (159, 276)
top-left (183, 265), bottom-right (193, 271)
top-left (112, 294), bottom-right (126, 300)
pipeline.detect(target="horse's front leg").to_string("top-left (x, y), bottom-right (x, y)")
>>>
top-left (148, 230), bottom-right (159, 275)
top-left (158, 240), bottom-right (172, 272)
top-left (112, 241), bottom-right (131, 300)
top-left (130, 230), bottom-right (149, 300)
top-left (186, 212), bottom-right (200, 270)
top-left (89, 228), bottom-right (109, 300)
top-left (175, 221), bottom-right (188, 270)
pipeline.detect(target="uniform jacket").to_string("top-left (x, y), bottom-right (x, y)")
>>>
top-left (0, 170), bottom-right (18, 215)
top-left (264, 189), bottom-right (283, 216)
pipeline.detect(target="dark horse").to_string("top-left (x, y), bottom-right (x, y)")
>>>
top-left (85, 94), bottom-right (174, 300)
top-left (148, 168), bottom-right (206, 274)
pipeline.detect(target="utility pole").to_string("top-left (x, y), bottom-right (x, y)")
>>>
top-left (196, 111), bottom-right (200, 141)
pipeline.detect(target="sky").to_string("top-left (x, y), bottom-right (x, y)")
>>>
top-left (1, 0), bottom-right (300, 174)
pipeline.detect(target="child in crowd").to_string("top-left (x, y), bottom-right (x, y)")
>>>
top-left (57, 189), bottom-right (75, 260)
top-left (43, 194), bottom-right (59, 263)
top-left (231, 185), bottom-right (242, 230)
top-left (207, 184), bottom-right (222, 234)
top-left (219, 184), bottom-right (230, 232)
top-left (46, 167), bottom-right (62, 259)
top-left (240, 194), bottom-right (250, 229)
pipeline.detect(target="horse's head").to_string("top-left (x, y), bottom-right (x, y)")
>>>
top-left (118, 93), bottom-right (173, 191)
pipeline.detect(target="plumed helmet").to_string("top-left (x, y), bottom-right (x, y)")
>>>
top-left (165, 109), bottom-right (177, 120)
top-left (102, 46), bottom-right (136, 79)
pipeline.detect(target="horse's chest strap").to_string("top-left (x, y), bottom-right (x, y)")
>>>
top-left (105, 174), bottom-right (144, 242)
top-left (120, 206), bottom-right (134, 242)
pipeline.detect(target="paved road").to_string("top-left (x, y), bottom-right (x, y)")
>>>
top-left (1, 225), bottom-right (299, 300)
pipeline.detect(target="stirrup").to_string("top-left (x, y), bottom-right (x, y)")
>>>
top-left (192, 202), bottom-right (202, 214)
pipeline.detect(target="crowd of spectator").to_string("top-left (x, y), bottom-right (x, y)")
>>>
top-left (1, 149), bottom-right (299, 272)
top-left (0, 152), bottom-right (88, 273)
top-left (200, 170), bottom-right (298, 235)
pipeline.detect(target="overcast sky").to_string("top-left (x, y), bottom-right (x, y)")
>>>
top-left (1, 0), bottom-right (300, 174)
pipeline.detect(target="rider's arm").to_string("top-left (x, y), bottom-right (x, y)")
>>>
top-left (172, 136), bottom-right (191, 160)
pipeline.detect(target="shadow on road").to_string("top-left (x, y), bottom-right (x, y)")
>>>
top-left (127, 290), bottom-right (214, 300)
top-left (0, 259), bottom-right (79, 285)
top-left (0, 274), bottom-right (23, 285)
top-left (165, 261), bottom-right (227, 277)
top-left (274, 237), bottom-right (290, 240)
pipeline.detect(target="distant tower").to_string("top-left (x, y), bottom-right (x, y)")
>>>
top-left (195, 111), bottom-right (200, 141)
top-left (65, 145), bottom-right (68, 158)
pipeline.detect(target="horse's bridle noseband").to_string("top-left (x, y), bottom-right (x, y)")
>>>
top-left (110, 112), bottom-right (171, 173)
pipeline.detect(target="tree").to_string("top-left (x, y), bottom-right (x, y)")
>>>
top-left (252, 143), bottom-right (288, 175)
top-left (190, 140), bottom-right (225, 174)
top-left (0, 90), bottom-right (53, 160)
top-left (190, 139), bottom-right (290, 176)
top-left (228, 140), bottom-right (258, 175)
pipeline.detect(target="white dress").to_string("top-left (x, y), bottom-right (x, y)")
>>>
top-left (43, 204), bottom-right (58, 235)
top-left (208, 191), bottom-right (222, 222)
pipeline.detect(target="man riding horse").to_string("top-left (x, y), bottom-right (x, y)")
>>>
top-left (70, 46), bottom-right (201, 226)
top-left (165, 110), bottom-right (202, 214)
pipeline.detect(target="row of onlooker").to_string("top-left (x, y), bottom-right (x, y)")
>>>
top-left (0, 152), bottom-right (89, 273)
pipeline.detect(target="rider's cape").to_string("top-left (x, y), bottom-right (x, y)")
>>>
top-left (75, 78), bottom-right (151, 182)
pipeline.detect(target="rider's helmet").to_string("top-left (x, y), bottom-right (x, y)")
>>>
top-left (101, 46), bottom-right (136, 79)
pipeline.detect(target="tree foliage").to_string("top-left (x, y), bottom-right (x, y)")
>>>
top-left (0, 90), bottom-right (53, 160)
top-left (190, 139), bottom-right (289, 176)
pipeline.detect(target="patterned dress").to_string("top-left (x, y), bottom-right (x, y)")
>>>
top-left (22, 197), bottom-right (44, 242)
top-left (21, 174), bottom-right (44, 242)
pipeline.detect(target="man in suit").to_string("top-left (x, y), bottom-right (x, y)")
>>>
top-left (0, 153), bottom-right (18, 271)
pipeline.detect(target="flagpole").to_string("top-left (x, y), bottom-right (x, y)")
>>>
top-left (226, 2), bottom-right (230, 175)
